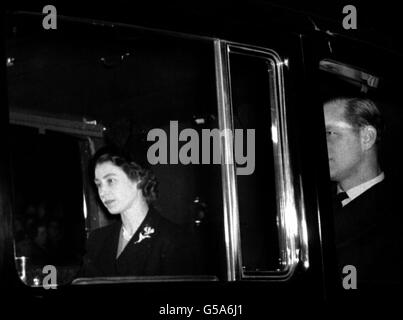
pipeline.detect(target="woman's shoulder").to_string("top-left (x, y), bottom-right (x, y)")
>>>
top-left (151, 210), bottom-right (184, 233)
top-left (87, 221), bottom-right (120, 243)
top-left (148, 209), bottom-right (188, 244)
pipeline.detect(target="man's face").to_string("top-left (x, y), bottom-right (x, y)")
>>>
top-left (324, 102), bottom-right (364, 184)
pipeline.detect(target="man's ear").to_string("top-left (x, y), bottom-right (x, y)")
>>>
top-left (361, 125), bottom-right (377, 150)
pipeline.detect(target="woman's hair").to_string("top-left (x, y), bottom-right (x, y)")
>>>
top-left (92, 146), bottom-right (158, 204)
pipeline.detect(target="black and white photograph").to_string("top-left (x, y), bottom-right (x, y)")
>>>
top-left (1, 0), bottom-right (403, 315)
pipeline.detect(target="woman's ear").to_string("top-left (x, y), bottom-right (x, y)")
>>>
top-left (361, 125), bottom-right (377, 151)
top-left (134, 177), bottom-right (143, 190)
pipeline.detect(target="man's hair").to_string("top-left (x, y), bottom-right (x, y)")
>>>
top-left (91, 146), bottom-right (158, 204)
top-left (326, 97), bottom-right (384, 144)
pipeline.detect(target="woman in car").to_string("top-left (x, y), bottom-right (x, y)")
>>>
top-left (80, 146), bottom-right (195, 277)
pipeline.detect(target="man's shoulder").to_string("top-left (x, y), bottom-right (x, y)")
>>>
top-left (345, 178), bottom-right (398, 221)
top-left (358, 178), bottom-right (399, 205)
top-left (352, 179), bottom-right (387, 201)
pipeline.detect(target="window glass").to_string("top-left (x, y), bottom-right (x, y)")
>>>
top-left (229, 52), bottom-right (282, 274)
top-left (10, 126), bottom-right (85, 286)
top-left (6, 14), bottom-right (225, 284)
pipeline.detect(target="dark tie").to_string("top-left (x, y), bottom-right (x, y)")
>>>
top-left (334, 191), bottom-right (348, 210)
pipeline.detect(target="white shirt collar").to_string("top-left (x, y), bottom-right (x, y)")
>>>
top-left (338, 172), bottom-right (385, 206)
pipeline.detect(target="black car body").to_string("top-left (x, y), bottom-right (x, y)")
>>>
top-left (1, 2), bottom-right (402, 311)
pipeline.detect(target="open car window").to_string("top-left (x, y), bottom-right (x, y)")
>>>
top-left (7, 14), bottom-right (227, 285)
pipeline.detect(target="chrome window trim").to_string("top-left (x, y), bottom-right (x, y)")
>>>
top-left (11, 11), bottom-right (217, 43)
top-left (9, 110), bottom-right (105, 138)
top-left (215, 41), bottom-right (309, 281)
top-left (214, 40), bottom-right (241, 281)
top-left (72, 275), bottom-right (219, 285)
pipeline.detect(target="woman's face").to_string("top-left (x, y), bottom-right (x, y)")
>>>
top-left (94, 161), bottom-right (141, 215)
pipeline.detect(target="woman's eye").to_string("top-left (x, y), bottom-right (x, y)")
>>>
top-left (326, 130), bottom-right (336, 136)
top-left (107, 178), bottom-right (115, 185)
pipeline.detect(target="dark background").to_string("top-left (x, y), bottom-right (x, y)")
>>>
top-left (5, 1), bottom-right (403, 54)
top-left (2, 0), bottom-right (403, 313)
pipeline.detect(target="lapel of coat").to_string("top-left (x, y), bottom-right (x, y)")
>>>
top-left (333, 183), bottom-right (383, 248)
top-left (115, 209), bottom-right (159, 275)
top-left (95, 222), bottom-right (121, 276)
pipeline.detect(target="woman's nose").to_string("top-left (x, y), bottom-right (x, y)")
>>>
top-left (98, 184), bottom-right (107, 197)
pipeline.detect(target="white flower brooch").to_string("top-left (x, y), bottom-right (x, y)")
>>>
top-left (134, 225), bottom-right (155, 244)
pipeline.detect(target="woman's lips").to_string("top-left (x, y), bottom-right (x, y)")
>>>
top-left (104, 200), bottom-right (115, 206)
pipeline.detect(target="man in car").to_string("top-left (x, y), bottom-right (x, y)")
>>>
top-left (323, 97), bottom-right (401, 288)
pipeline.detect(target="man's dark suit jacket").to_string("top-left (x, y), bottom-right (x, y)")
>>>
top-left (80, 208), bottom-right (196, 277)
top-left (333, 180), bottom-right (402, 287)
